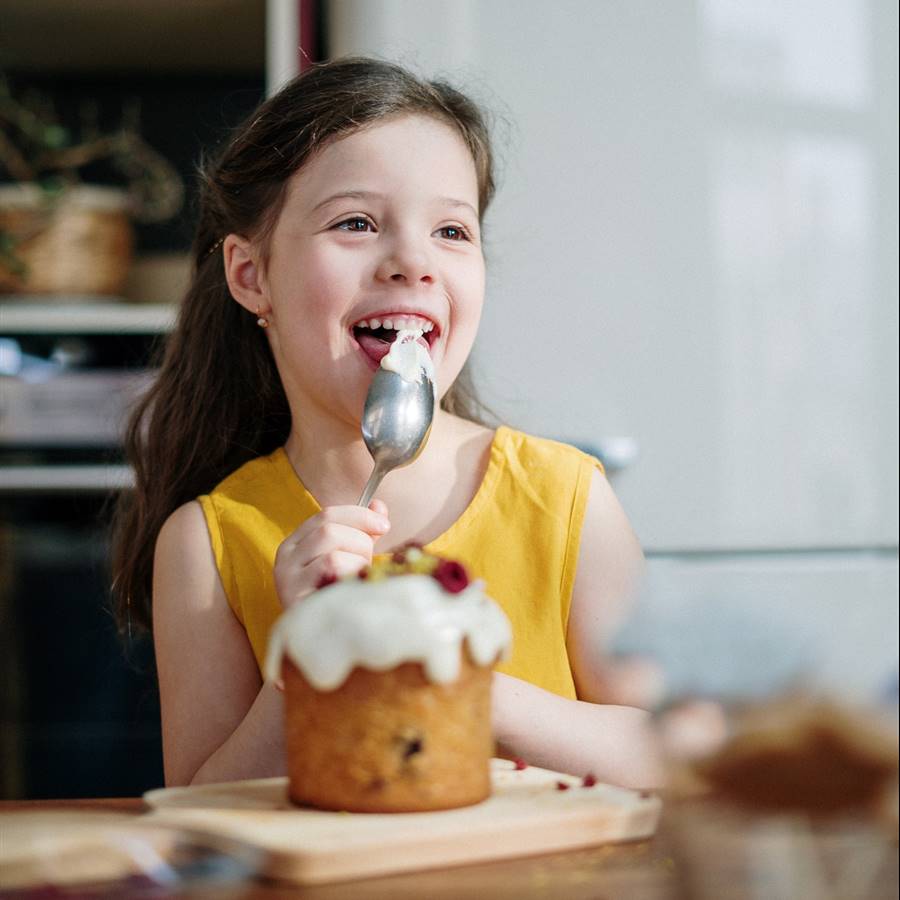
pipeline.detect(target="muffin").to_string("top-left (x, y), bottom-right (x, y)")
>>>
top-left (264, 548), bottom-right (512, 812)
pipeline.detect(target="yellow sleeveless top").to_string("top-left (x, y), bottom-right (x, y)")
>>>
top-left (198, 426), bottom-right (602, 699)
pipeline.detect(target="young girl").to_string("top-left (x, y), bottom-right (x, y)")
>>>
top-left (112, 57), bottom-right (664, 790)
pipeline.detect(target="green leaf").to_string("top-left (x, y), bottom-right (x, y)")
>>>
top-left (43, 124), bottom-right (70, 148)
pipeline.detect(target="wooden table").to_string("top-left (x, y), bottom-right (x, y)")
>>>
top-left (2, 796), bottom-right (897, 899)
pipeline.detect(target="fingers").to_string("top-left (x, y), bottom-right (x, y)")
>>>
top-left (659, 700), bottom-right (729, 762)
top-left (275, 503), bottom-right (392, 609)
top-left (292, 522), bottom-right (381, 567)
top-left (286, 504), bottom-right (390, 546)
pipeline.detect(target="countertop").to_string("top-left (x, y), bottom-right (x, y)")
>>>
top-left (2, 794), bottom-right (897, 899)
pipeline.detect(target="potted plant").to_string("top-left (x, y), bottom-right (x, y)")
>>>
top-left (0, 76), bottom-right (183, 299)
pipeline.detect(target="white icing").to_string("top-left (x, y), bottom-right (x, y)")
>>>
top-left (264, 574), bottom-right (512, 691)
top-left (379, 329), bottom-right (435, 385)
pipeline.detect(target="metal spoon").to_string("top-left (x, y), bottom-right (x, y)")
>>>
top-left (357, 366), bottom-right (435, 507)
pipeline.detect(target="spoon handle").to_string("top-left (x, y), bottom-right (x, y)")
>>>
top-left (358, 462), bottom-right (388, 508)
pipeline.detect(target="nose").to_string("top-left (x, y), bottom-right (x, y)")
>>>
top-left (374, 232), bottom-right (435, 286)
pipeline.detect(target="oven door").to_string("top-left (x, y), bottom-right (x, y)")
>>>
top-left (1, 336), bottom-right (163, 799)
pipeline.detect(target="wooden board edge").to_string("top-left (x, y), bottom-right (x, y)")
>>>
top-left (262, 795), bottom-right (662, 885)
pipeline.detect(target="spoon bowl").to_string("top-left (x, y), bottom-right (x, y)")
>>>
top-left (357, 366), bottom-right (435, 507)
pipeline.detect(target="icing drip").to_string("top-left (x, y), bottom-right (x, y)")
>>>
top-left (264, 574), bottom-right (512, 691)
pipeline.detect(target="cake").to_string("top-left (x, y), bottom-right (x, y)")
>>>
top-left (264, 548), bottom-right (512, 812)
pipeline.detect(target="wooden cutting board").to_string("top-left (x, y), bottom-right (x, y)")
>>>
top-left (143, 758), bottom-right (661, 885)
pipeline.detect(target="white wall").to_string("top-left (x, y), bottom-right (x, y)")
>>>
top-left (327, 0), bottom-right (898, 553)
top-left (326, 0), bottom-right (899, 701)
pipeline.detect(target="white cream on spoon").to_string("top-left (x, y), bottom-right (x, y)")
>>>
top-left (379, 328), bottom-right (435, 386)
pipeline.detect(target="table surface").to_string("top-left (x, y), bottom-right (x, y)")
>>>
top-left (2, 795), bottom-right (897, 899)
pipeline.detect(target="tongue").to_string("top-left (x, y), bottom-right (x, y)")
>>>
top-left (356, 331), bottom-right (431, 365)
top-left (357, 332), bottom-right (393, 364)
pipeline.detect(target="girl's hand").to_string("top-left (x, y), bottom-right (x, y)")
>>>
top-left (274, 500), bottom-right (390, 609)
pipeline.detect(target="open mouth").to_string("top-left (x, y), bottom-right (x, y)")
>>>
top-left (351, 314), bottom-right (439, 366)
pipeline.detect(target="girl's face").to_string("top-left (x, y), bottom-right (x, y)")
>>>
top-left (257, 114), bottom-right (485, 427)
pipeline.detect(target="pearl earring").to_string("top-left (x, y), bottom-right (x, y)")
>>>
top-left (256, 306), bottom-right (269, 328)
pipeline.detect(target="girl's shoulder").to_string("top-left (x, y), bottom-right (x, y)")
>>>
top-left (444, 415), bottom-right (601, 475)
top-left (158, 497), bottom-right (211, 547)
top-left (198, 447), bottom-right (314, 551)
top-left (203, 447), bottom-right (291, 503)
top-left (497, 426), bottom-right (604, 476)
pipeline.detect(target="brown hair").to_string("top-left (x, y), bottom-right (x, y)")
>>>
top-left (110, 57), bottom-right (497, 636)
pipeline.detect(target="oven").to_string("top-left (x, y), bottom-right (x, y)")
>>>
top-left (0, 302), bottom-right (169, 798)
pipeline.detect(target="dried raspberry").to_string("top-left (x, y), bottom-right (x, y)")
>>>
top-left (513, 758), bottom-right (528, 771)
top-left (432, 559), bottom-right (470, 594)
top-left (315, 572), bottom-right (338, 590)
top-left (392, 551), bottom-right (407, 565)
top-left (582, 773), bottom-right (597, 787)
top-left (555, 781), bottom-right (570, 791)
top-left (357, 566), bottom-right (370, 580)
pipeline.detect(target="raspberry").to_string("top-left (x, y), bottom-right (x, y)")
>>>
top-left (432, 559), bottom-right (470, 594)
top-left (555, 781), bottom-right (570, 791)
top-left (513, 758), bottom-right (528, 771)
top-left (582, 773), bottom-right (597, 787)
top-left (315, 572), bottom-right (338, 590)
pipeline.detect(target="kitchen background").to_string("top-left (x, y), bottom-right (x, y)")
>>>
top-left (0, 0), bottom-right (896, 799)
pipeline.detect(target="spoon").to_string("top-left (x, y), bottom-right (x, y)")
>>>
top-left (357, 365), bottom-right (435, 507)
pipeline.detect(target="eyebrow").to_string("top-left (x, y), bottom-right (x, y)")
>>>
top-left (439, 196), bottom-right (479, 219)
top-left (312, 190), bottom-right (381, 212)
top-left (312, 190), bottom-right (479, 219)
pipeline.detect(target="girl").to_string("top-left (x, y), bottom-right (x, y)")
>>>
top-left (112, 57), bottom-right (663, 790)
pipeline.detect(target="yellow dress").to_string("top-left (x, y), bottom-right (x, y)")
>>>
top-left (198, 426), bottom-right (602, 699)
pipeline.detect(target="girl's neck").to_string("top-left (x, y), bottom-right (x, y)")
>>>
top-left (283, 406), bottom-right (486, 509)
top-left (282, 410), bottom-right (369, 506)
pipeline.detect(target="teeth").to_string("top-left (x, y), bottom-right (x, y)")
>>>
top-left (354, 315), bottom-right (437, 334)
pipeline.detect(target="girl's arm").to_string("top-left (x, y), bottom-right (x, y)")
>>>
top-left (565, 467), bottom-right (648, 705)
top-left (153, 499), bottom-right (390, 786)
top-left (491, 467), bottom-right (665, 790)
top-left (153, 501), bottom-right (285, 785)
top-left (491, 674), bottom-right (662, 789)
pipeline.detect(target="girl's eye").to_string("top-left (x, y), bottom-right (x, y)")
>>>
top-left (436, 225), bottom-right (470, 242)
top-left (336, 217), bottom-right (375, 233)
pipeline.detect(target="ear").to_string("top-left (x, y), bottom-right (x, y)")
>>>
top-left (223, 234), bottom-right (269, 316)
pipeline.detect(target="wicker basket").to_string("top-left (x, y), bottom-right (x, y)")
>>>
top-left (0, 184), bottom-right (133, 298)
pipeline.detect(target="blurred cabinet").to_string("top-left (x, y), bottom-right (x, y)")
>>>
top-left (0, 305), bottom-right (166, 798)
top-left (0, 1), bottom-right (270, 798)
top-left (1, 0), bottom-right (268, 300)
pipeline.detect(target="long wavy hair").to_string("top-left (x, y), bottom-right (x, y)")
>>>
top-left (110, 57), bottom-right (497, 637)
